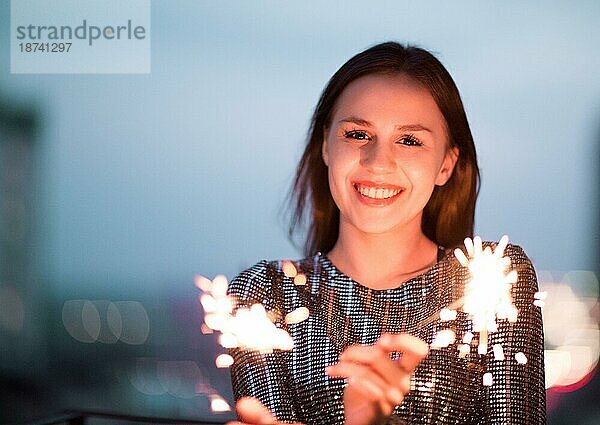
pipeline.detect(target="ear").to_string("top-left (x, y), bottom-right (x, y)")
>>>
top-left (435, 146), bottom-right (459, 186)
top-left (322, 139), bottom-right (329, 167)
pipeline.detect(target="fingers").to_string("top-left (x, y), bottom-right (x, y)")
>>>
top-left (326, 334), bottom-right (428, 403)
top-left (326, 359), bottom-right (404, 407)
top-left (234, 396), bottom-right (277, 425)
top-left (337, 344), bottom-right (411, 394)
top-left (377, 333), bottom-right (429, 371)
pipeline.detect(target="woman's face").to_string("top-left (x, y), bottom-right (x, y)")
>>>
top-left (322, 73), bottom-right (458, 236)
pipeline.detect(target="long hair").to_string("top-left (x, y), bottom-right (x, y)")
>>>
top-left (289, 42), bottom-right (480, 256)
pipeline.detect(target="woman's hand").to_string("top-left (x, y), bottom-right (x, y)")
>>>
top-left (326, 333), bottom-right (429, 425)
top-left (227, 396), bottom-right (304, 425)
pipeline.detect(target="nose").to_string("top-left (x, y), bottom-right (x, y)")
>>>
top-left (359, 141), bottom-right (396, 174)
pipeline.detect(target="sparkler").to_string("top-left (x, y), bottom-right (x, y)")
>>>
top-left (423, 235), bottom-right (528, 386)
top-left (195, 274), bottom-right (295, 354)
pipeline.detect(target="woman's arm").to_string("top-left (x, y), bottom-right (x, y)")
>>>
top-left (227, 261), bottom-right (300, 423)
top-left (485, 245), bottom-right (546, 424)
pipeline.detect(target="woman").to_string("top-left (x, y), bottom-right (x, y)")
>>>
top-left (227, 42), bottom-right (545, 424)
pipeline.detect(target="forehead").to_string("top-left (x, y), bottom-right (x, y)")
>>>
top-left (331, 73), bottom-right (446, 130)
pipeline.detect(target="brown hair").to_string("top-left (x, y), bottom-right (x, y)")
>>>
top-left (289, 42), bottom-right (479, 256)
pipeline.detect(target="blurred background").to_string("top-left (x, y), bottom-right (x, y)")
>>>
top-left (1, 0), bottom-right (599, 423)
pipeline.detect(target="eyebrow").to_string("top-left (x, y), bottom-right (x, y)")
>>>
top-left (338, 116), bottom-right (433, 133)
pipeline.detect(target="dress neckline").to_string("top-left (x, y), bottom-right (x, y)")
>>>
top-left (319, 246), bottom-right (451, 293)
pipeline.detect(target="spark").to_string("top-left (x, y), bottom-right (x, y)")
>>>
top-left (440, 308), bottom-right (458, 321)
top-left (285, 307), bottom-right (310, 325)
top-left (197, 274), bottom-right (294, 354)
top-left (210, 395), bottom-right (231, 412)
top-left (458, 235), bottom-right (518, 338)
top-left (458, 344), bottom-right (470, 358)
top-left (493, 344), bottom-right (505, 361)
top-left (431, 329), bottom-right (456, 349)
top-left (294, 273), bottom-right (307, 286)
top-left (215, 354), bottom-right (234, 368)
top-left (515, 352), bottom-right (528, 364)
top-left (483, 372), bottom-right (493, 386)
top-left (282, 260), bottom-right (297, 278)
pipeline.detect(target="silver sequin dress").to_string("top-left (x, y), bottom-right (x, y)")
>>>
top-left (228, 244), bottom-right (546, 424)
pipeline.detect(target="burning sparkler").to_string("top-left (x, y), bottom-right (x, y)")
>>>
top-left (454, 235), bottom-right (519, 355)
top-left (195, 274), bottom-right (294, 354)
top-left (423, 235), bottom-right (529, 386)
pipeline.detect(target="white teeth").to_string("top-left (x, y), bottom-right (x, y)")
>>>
top-left (356, 185), bottom-right (401, 199)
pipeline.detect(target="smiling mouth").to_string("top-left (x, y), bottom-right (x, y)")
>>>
top-left (353, 183), bottom-right (403, 199)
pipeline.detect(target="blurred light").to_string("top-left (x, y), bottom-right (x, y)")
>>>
top-left (215, 353), bottom-right (234, 368)
top-left (107, 302), bottom-right (123, 340)
top-left (493, 344), bottom-right (505, 361)
top-left (294, 273), bottom-right (307, 286)
top-left (282, 260), bottom-right (297, 278)
top-left (210, 395), bottom-right (231, 412)
top-left (219, 333), bottom-right (238, 348)
top-left (284, 306), bottom-right (309, 325)
top-left (431, 329), bottom-right (456, 349)
top-left (483, 372), bottom-right (493, 386)
top-left (540, 271), bottom-right (599, 391)
top-left (63, 300), bottom-right (97, 343)
top-left (128, 358), bottom-right (167, 395)
top-left (81, 300), bottom-right (101, 342)
top-left (114, 301), bottom-right (149, 345)
top-left (515, 352), bottom-right (527, 364)
top-left (0, 284), bottom-right (24, 333)
top-left (157, 360), bottom-right (200, 399)
top-left (62, 299), bottom-right (149, 345)
top-left (94, 300), bottom-right (119, 344)
top-left (439, 308), bottom-right (457, 321)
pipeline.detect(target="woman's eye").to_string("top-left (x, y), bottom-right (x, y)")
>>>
top-left (344, 130), bottom-right (370, 141)
top-left (399, 134), bottom-right (423, 146)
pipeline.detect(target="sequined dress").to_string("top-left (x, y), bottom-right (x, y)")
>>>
top-left (228, 244), bottom-right (546, 424)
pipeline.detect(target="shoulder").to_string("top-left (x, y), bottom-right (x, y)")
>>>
top-left (228, 259), bottom-right (277, 302)
top-left (228, 256), bottom-right (317, 308)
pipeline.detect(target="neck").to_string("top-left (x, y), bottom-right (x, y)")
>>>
top-left (327, 219), bottom-right (439, 290)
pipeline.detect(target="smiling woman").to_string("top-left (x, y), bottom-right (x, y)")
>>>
top-left (226, 42), bottom-right (545, 425)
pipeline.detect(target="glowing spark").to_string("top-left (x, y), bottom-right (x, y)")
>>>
top-left (440, 308), bottom-right (458, 321)
top-left (515, 352), bottom-right (528, 364)
top-left (533, 291), bottom-right (547, 308)
top-left (194, 275), bottom-right (212, 291)
top-left (458, 235), bottom-right (519, 334)
top-left (458, 344), bottom-right (470, 358)
top-left (218, 333), bottom-right (238, 348)
top-left (215, 354), bottom-right (234, 368)
top-left (282, 260), bottom-right (297, 278)
top-left (210, 395), bottom-right (231, 412)
top-left (493, 344), bottom-right (505, 361)
top-left (197, 275), bottom-right (294, 354)
top-left (294, 273), bottom-right (307, 286)
top-left (431, 329), bottom-right (456, 349)
top-left (285, 307), bottom-right (310, 325)
top-left (483, 372), bottom-right (493, 386)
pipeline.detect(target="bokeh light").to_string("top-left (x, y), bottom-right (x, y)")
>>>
top-left (541, 271), bottom-right (599, 391)
top-left (62, 299), bottom-right (149, 345)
